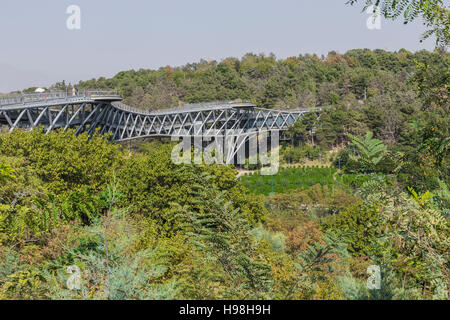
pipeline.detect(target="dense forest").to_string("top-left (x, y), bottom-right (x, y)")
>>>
top-left (1, 45), bottom-right (448, 299)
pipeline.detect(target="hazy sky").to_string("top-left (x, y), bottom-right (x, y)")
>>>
top-left (0, 0), bottom-right (443, 92)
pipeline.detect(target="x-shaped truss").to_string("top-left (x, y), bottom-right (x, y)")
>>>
top-left (0, 101), bottom-right (312, 142)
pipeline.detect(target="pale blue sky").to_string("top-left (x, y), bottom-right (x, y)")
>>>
top-left (0, 0), bottom-right (444, 92)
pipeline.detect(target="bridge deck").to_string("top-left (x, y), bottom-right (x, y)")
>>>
top-left (0, 90), bottom-right (122, 109)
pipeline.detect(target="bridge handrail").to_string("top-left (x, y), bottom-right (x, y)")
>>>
top-left (0, 90), bottom-right (120, 106)
top-left (112, 101), bottom-right (150, 114)
top-left (86, 90), bottom-right (120, 97)
top-left (112, 100), bottom-right (254, 115)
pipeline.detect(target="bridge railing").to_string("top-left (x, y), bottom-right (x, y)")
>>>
top-left (85, 90), bottom-right (120, 97)
top-left (0, 90), bottom-right (120, 107)
top-left (0, 92), bottom-right (67, 106)
top-left (112, 101), bottom-right (151, 114)
top-left (112, 100), bottom-right (256, 116)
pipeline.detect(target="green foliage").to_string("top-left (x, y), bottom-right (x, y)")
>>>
top-left (0, 268), bottom-right (47, 299)
top-left (47, 226), bottom-right (178, 300)
top-left (346, 132), bottom-right (387, 173)
top-left (240, 166), bottom-right (337, 195)
top-left (252, 226), bottom-right (286, 252)
top-left (0, 129), bottom-right (123, 195)
top-left (0, 164), bottom-right (15, 182)
top-left (412, 60), bottom-right (449, 112)
top-left (291, 231), bottom-right (349, 299)
top-left (417, 125), bottom-right (450, 167)
top-left (176, 189), bottom-right (273, 299)
top-left (321, 204), bottom-right (385, 257)
top-left (408, 186), bottom-right (434, 206)
top-left (281, 144), bottom-right (322, 164)
top-left (118, 145), bottom-right (266, 234)
top-left (433, 179), bottom-right (450, 216)
top-left (0, 127), bottom-right (447, 300)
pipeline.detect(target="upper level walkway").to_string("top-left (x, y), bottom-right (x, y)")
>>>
top-left (0, 90), bottom-right (122, 110)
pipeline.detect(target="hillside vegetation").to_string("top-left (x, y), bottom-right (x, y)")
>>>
top-left (2, 47), bottom-right (448, 300)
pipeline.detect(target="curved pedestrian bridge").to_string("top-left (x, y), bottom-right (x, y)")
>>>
top-left (0, 90), bottom-right (316, 141)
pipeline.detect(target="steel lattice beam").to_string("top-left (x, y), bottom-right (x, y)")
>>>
top-left (0, 94), bottom-right (318, 142)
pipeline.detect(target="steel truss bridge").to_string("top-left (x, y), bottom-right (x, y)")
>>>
top-left (0, 91), bottom-right (316, 160)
